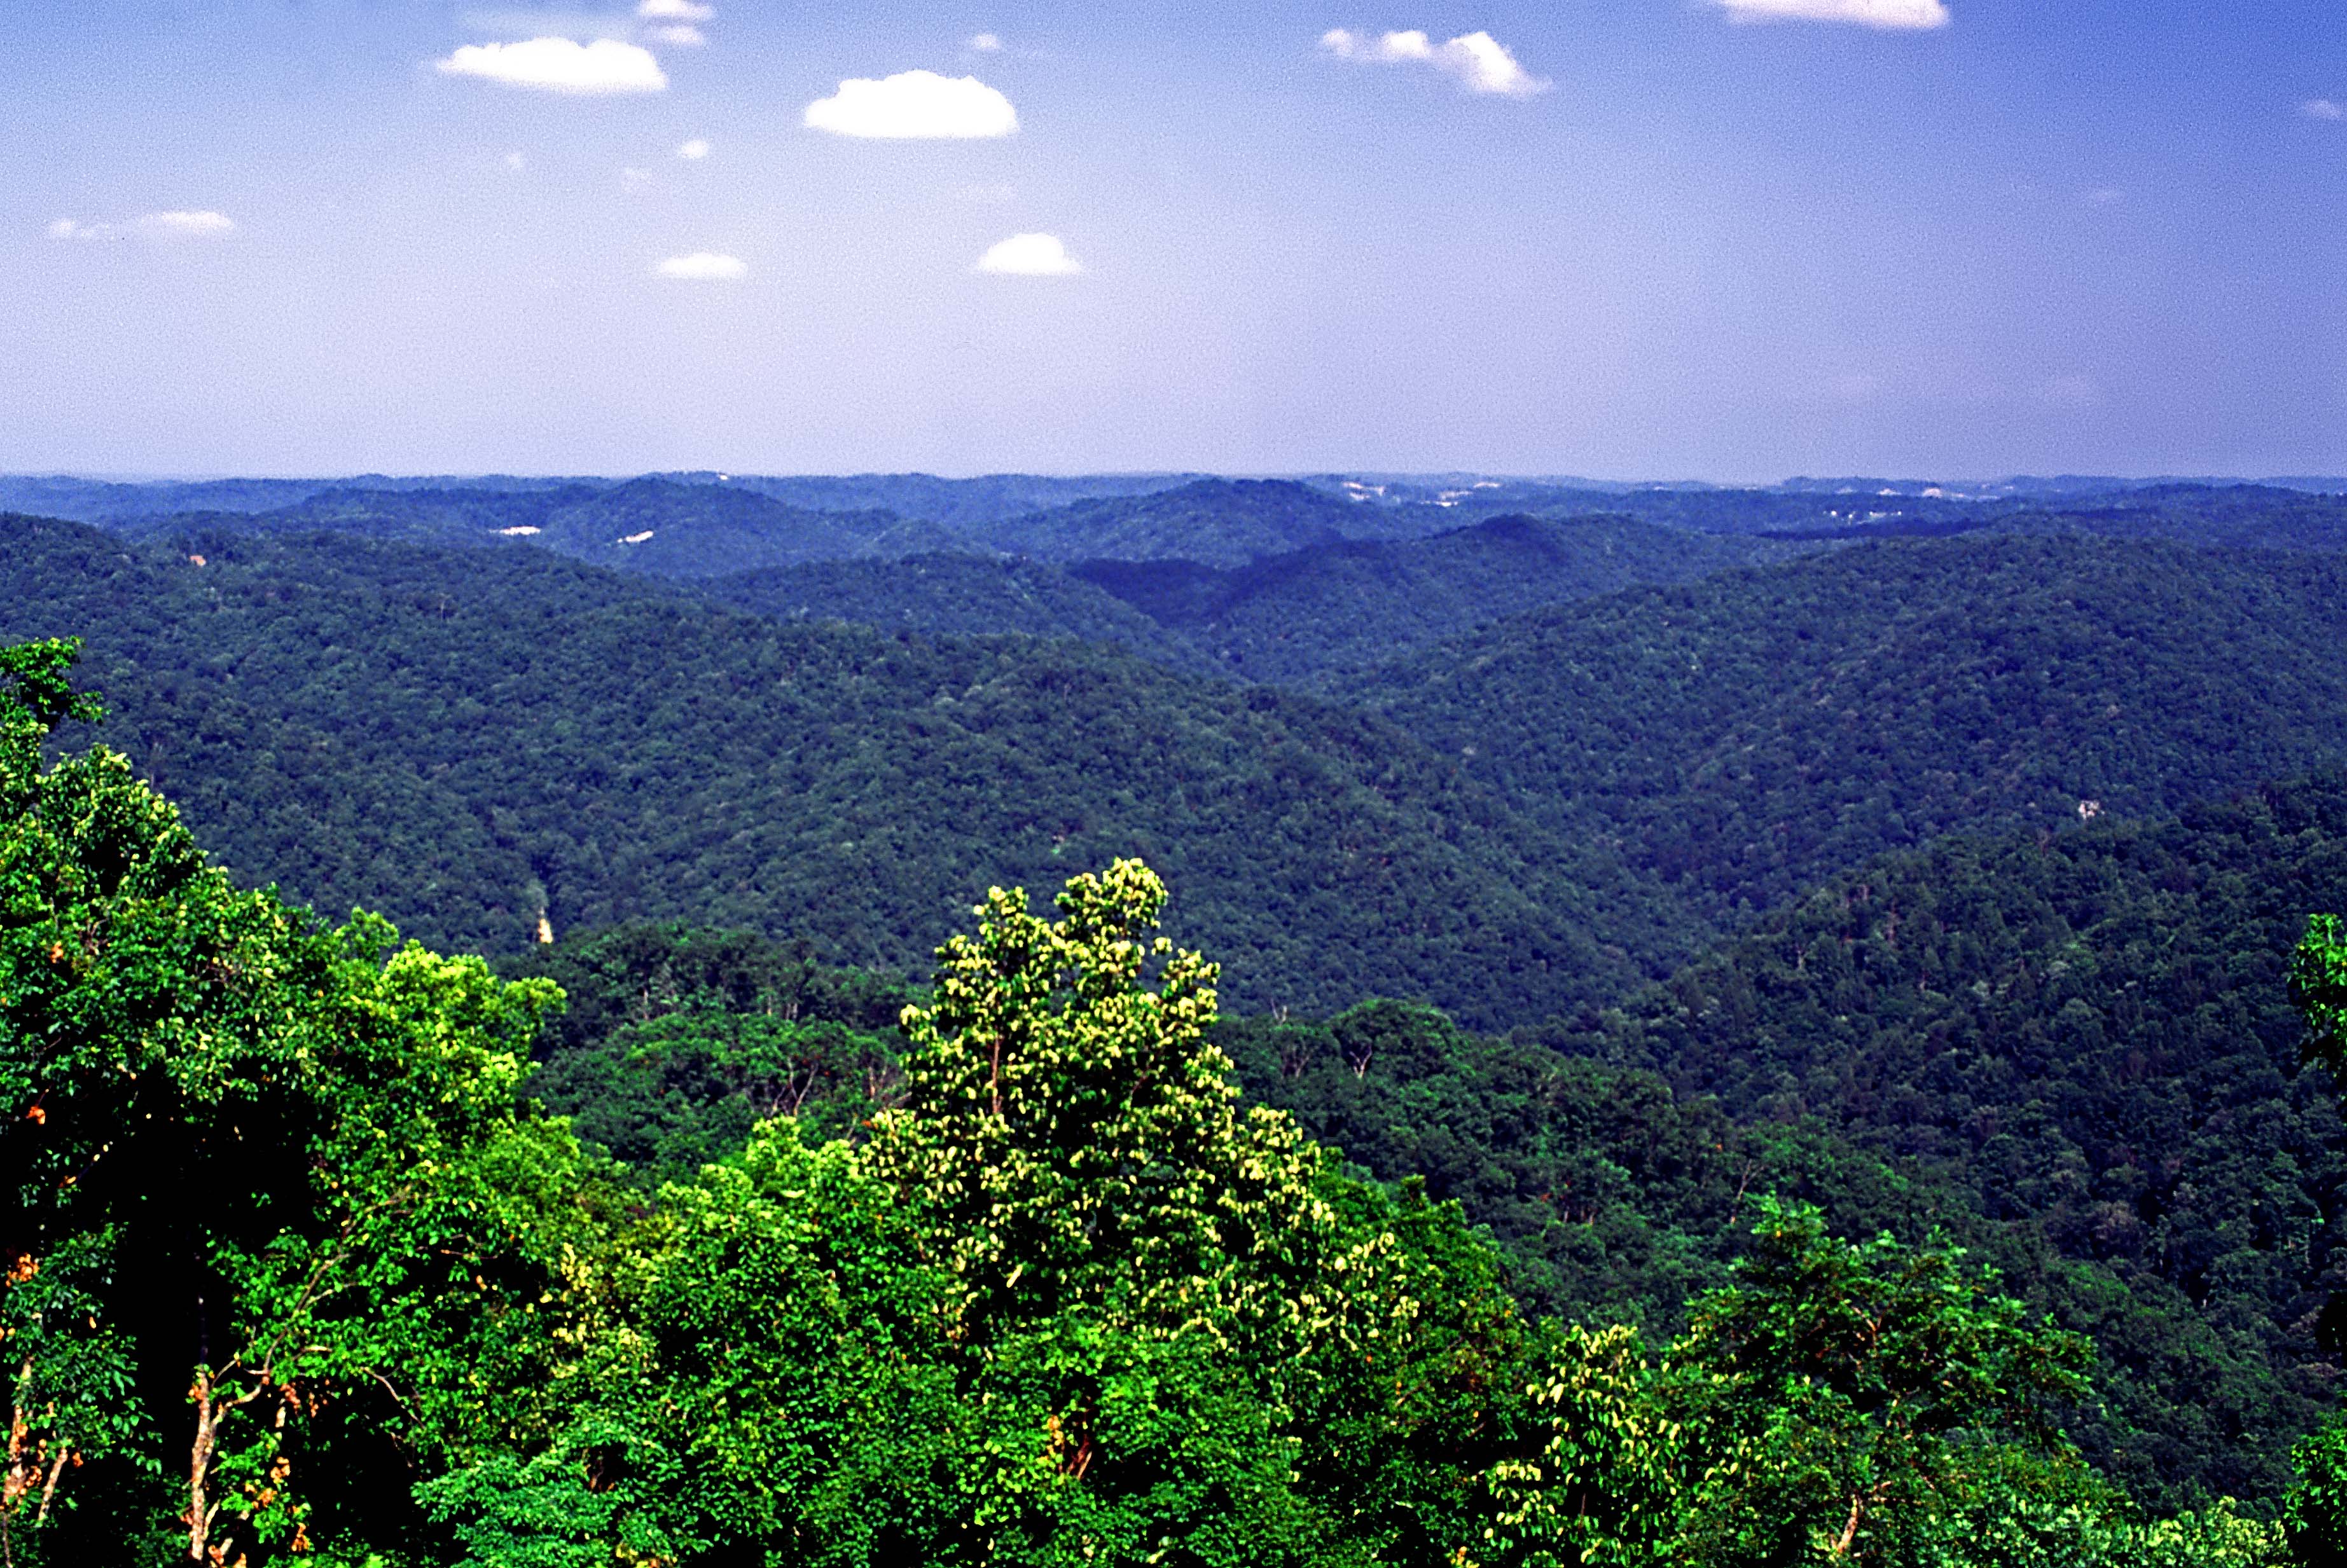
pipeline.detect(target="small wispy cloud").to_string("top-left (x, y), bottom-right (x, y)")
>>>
top-left (506, 150), bottom-right (529, 171)
top-left (1320, 29), bottom-right (1548, 97)
top-left (142, 210), bottom-right (237, 238)
top-left (656, 251), bottom-right (747, 280)
top-left (48, 210), bottom-right (237, 242)
top-left (1711, 0), bottom-right (1951, 29)
top-left (805, 71), bottom-right (1018, 138)
top-left (976, 232), bottom-right (1083, 276)
top-left (2085, 186), bottom-right (2125, 207)
top-left (647, 24), bottom-right (705, 45)
top-left (620, 165), bottom-right (654, 190)
top-left (677, 138), bottom-right (711, 159)
top-left (2304, 99), bottom-right (2344, 120)
top-left (436, 37), bottom-right (668, 93)
top-left (969, 32), bottom-right (1005, 52)
top-left (637, 0), bottom-right (713, 18)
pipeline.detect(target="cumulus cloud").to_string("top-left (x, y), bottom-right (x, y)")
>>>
top-left (436, 37), bottom-right (668, 93)
top-left (49, 211), bottom-right (237, 242)
top-left (1710, 0), bottom-right (1950, 29)
top-left (677, 137), bottom-right (711, 159)
top-left (637, 0), bottom-right (713, 18)
top-left (656, 251), bottom-right (748, 280)
top-left (970, 32), bottom-right (1005, 52)
top-left (976, 232), bottom-right (1082, 276)
top-left (2305, 99), bottom-right (2344, 120)
top-left (804, 70), bottom-right (1018, 138)
top-left (1320, 29), bottom-right (1547, 97)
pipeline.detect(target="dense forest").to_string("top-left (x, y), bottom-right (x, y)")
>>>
top-left (11, 470), bottom-right (2347, 1560)
top-left (0, 514), bottom-right (1694, 1025)
top-left (1, 640), bottom-right (2324, 1563)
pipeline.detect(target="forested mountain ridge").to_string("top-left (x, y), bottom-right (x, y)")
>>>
top-left (1520, 774), bottom-right (2347, 1509)
top-left (1354, 534), bottom-right (2347, 928)
top-left (494, 774), bottom-right (2347, 1513)
top-left (978, 476), bottom-right (1390, 564)
top-left (1070, 511), bottom-right (1818, 686)
top-left (696, 551), bottom-right (1214, 673)
top-left (0, 513), bottom-right (1694, 1024)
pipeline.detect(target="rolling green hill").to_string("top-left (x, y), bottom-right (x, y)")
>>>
top-left (980, 477), bottom-right (1388, 565)
top-left (695, 551), bottom-right (1212, 673)
top-left (1516, 774), bottom-right (2347, 1510)
top-left (1074, 512), bottom-right (1818, 686)
top-left (1353, 535), bottom-right (2347, 927)
top-left (0, 514), bottom-right (1695, 1024)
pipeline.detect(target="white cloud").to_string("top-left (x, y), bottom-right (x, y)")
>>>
top-left (656, 251), bottom-right (748, 280)
top-left (620, 165), bottom-right (653, 189)
top-left (647, 24), bottom-right (705, 45)
top-left (48, 211), bottom-right (236, 242)
top-left (1320, 28), bottom-right (1548, 97)
top-left (435, 37), bottom-right (668, 94)
top-left (1710, 0), bottom-right (1951, 30)
top-left (677, 137), bottom-right (711, 159)
top-left (804, 70), bottom-right (1018, 138)
top-left (506, 149), bottom-right (529, 170)
top-left (976, 232), bottom-right (1082, 276)
top-left (140, 210), bottom-right (237, 238)
top-left (2305, 99), bottom-right (2345, 120)
top-left (637, 0), bottom-right (713, 18)
top-left (969, 32), bottom-right (1005, 52)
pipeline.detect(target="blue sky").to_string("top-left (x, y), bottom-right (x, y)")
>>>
top-left (2, 1), bottom-right (2342, 479)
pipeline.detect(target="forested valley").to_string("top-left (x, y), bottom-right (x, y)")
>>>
top-left (10, 472), bottom-right (2347, 1564)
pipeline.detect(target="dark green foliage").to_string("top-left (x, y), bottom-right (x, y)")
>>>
top-left (698, 551), bottom-right (1215, 673)
top-left (725, 471), bottom-right (1200, 530)
top-left (504, 923), bottom-right (913, 1184)
top-left (1073, 512), bottom-right (1815, 687)
top-left (980, 478), bottom-right (1376, 565)
top-left (0, 637), bottom-right (606, 1565)
top-left (0, 515), bottom-right (1694, 1024)
top-left (1524, 775), bottom-right (2347, 1508)
top-left (1355, 535), bottom-right (2347, 928)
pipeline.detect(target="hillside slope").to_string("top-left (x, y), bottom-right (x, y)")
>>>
top-left (1076, 513), bottom-right (1817, 687)
top-left (981, 478), bottom-right (1381, 565)
top-left (0, 515), bottom-right (1693, 1023)
top-left (1354, 535), bottom-right (2347, 926)
top-left (1525, 776), bottom-right (2347, 1508)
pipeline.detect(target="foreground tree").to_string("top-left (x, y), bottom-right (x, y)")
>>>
top-left (0, 640), bottom-right (598, 1564)
top-left (427, 861), bottom-right (1530, 1565)
top-left (1483, 1198), bottom-right (2283, 1567)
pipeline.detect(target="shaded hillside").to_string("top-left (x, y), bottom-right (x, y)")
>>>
top-left (1520, 776), bottom-right (2347, 1509)
top-left (981, 477), bottom-right (1387, 565)
top-left (1354, 535), bottom-right (2347, 926)
top-left (696, 552), bottom-right (1215, 675)
top-left (0, 514), bottom-right (1694, 1024)
top-left (116, 478), bottom-right (958, 577)
top-left (1075, 513), bottom-right (1818, 687)
top-left (530, 477), bottom-right (957, 574)
top-left (721, 471), bottom-right (1200, 530)
top-left (2004, 484), bottom-right (2347, 553)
